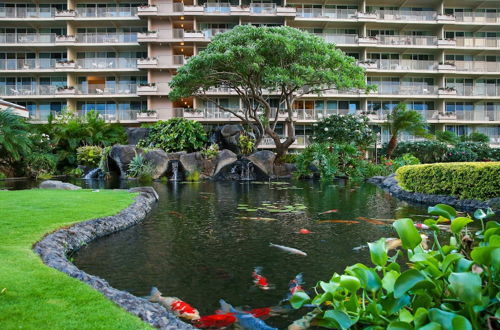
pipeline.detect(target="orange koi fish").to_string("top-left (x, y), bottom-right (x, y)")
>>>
top-left (252, 267), bottom-right (273, 290)
top-left (148, 287), bottom-right (200, 321)
top-left (355, 217), bottom-right (386, 225)
top-left (319, 209), bottom-right (338, 215)
top-left (317, 220), bottom-right (359, 224)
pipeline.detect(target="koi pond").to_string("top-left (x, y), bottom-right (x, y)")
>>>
top-left (61, 179), bottom-right (430, 328)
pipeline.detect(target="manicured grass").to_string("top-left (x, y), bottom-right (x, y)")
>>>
top-left (0, 189), bottom-right (151, 330)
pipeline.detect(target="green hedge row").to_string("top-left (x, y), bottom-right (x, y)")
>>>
top-left (396, 162), bottom-right (500, 200)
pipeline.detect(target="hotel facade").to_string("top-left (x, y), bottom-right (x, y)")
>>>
top-left (1, 0), bottom-right (499, 148)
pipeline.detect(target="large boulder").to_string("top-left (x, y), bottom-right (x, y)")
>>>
top-left (143, 150), bottom-right (186, 179)
top-left (274, 163), bottom-right (297, 178)
top-left (213, 149), bottom-right (238, 177)
top-left (220, 124), bottom-right (244, 153)
top-left (179, 152), bottom-right (203, 176)
top-left (39, 180), bottom-right (81, 190)
top-left (247, 150), bottom-right (276, 176)
top-left (126, 127), bottom-right (149, 145)
top-left (109, 145), bottom-right (138, 178)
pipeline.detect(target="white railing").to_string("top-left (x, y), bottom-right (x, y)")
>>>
top-left (0, 58), bottom-right (58, 70)
top-left (447, 85), bottom-right (500, 97)
top-left (314, 33), bottom-right (358, 45)
top-left (378, 35), bottom-right (438, 46)
top-left (455, 37), bottom-right (500, 48)
top-left (156, 55), bottom-right (189, 67)
top-left (376, 10), bottom-right (437, 21)
top-left (370, 84), bottom-right (438, 95)
top-left (296, 8), bottom-right (357, 19)
top-left (202, 28), bottom-right (231, 38)
top-left (454, 61), bottom-right (500, 72)
top-left (76, 109), bottom-right (139, 121)
top-left (454, 11), bottom-right (500, 23)
top-left (204, 3), bottom-right (231, 13)
top-left (0, 84), bottom-right (60, 96)
top-left (0, 6), bottom-right (56, 18)
top-left (75, 33), bottom-right (138, 43)
top-left (0, 33), bottom-right (56, 43)
top-left (250, 3), bottom-right (276, 14)
top-left (177, 107), bottom-right (241, 119)
top-left (76, 7), bottom-right (138, 17)
top-left (76, 84), bottom-right (138, 95)
top-left (373, 59), bottom-right (437, 71)
top-left (75, 58), bottom-right (137, 69)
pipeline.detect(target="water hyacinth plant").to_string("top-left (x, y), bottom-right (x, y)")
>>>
top-left (290, 204), bottom-right (499, 329)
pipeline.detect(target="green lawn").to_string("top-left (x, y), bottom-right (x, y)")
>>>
top-left (0, 189), bottom-right (151, 330)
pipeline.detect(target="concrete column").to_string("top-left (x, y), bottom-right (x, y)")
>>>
top-left (361, 98), bottom-right (368, 111)
top-left (67, 0), bottom-right (75, 10)
top-left (360, 0), bottom-right (366, 12)
top-left (66, 99), bottom-right (76, 113)
top-left (439, 50), bottom-right (445, 63)
top-left (437, 99), bottom-right (445, 114)
top-left (437, 0), bottom-right (444, 15)
top-left (361, 23), bottom-right (367, 37)
top-left (67, 47), bottom-right (76, 61)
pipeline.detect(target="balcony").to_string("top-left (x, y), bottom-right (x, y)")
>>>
top-left (155, 55), bottom-right (189, 68)
top-left (75, 33), bottom-right (138, 44)
top-left (76, 84), bottom-right (138, 96)
top-left (260, 135), bottom-right (310, 148)
top-left (296, 8), bottom-right (357, 19)
top-left (454, 61), bottom-right (500, 73)
top-left (314, 33), bottom-right (358, 45)
top-left (0, 7), bottom-right (56, 19)
top-left (449, 86), bottom-right (500, 97)
top-left (76, 109), bottom-right (139, 122)
top-left (369, 84), bottom-right (438, 95)
top-left (438, 110), bottom-right (500, 122)
top-left (250, 3), bottom-right (276, 14)
top-left (362, 59), bottom-right (438, 71)
top-left (204, 3), bottom-right (231, 14)
top-left (0, 84), bottom-right (60, 97)
top-left (375, 10), bottom-right (437, 22)
top-left (377, 35), bottom-right (438, 47)
top-left (176, 107), bottom-right (241, 120)
top-left (75, 7), bottom-right (138, 18)
top-left (0, 33), bottom-right (56, 45)
top-left (74, 58), bottom-right (138, 70)
top-left (0, 58), bottom-right (58, 71)
top-left (455, 37), bottom-right (500, 48)
top-left (137, 57), bottom-right (158, 68)
top-left (454, 12), bottom-right (500, 24)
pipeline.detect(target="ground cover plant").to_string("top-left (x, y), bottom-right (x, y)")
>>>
top-left (0, 189), bottom-right (150, 329)
top-left (290, 204), bottom-right (499, 329)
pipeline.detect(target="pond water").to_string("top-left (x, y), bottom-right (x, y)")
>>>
top-left (66, 179), bottom-right (433, 328)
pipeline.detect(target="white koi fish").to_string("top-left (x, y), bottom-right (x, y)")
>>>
top-left (269, 243), bottom-right (307, 256)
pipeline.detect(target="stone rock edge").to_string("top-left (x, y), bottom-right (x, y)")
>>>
top-left (368, 174), bottom-right (499, 212)
top-left (32, 188), bottom-right (196, 330)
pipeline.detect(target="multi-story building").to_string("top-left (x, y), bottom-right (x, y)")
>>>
top-left (1, 0), bottom-right (499, 148)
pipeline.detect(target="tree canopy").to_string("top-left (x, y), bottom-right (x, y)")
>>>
top-left (170, 25), bottom-right (370, 158)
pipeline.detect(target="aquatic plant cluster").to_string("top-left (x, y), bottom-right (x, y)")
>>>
top-left (289, 204), bottom-right (499, 329)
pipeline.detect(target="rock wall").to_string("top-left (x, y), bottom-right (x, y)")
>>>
top-left (33, 187), bottom-right (195, 330)
top-left (368, 174), bottom-right (499, 212)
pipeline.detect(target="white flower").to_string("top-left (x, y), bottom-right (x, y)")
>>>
top-left (324, 127), bottom-right (329, 131)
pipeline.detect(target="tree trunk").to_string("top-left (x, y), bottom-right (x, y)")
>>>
top-left (386, 134), bottom-right (398, 159)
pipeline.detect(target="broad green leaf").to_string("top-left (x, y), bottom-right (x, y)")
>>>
top-left (414, 307), bottom-right (429, 328)
top-left (393, 218), bottom-right (422, 250)
top-left (471, 246), bottom-right (500, 268)
top-left (368, 237), bottom-right (388, 267)
top-left (442, 253), bottom-right (463, 273)
top-left (490, 235), bottom-right (500, 247)
top-left (381, 294), bottom-right (411, 315)
top-left (448, 272), bottom-right (482, 306)
top-left (340, 275), bottom-right (360, 293)
top-left (428, 308), bottom-right (472, 330)
top-left (346, 264), bottom-right (381, 292)
top-left (323, 310), bottom-right (352, 330)
top-left (474, 209), bottom-right (487, 220)
top-left (484, 228), bottom-right (500, 243)
top-left (419, 322), bottom-right (442, 330)
top-left (319, 280), bottom-right (338, 293)
top-left (290, 291), bottom-right (311, 309)
top-left (486, 221), bottom-right (500, 230)
top-left (450, 217), bottom-right (473, 234)
top-left (428, 204), bottom-right (456, 220)
top-left (312, 292), bottom-right (332, 306)
top-left (394, 269), bottom-right (433, 298)
top-left (399, 308), bottom-right (413, 323)
top-left (387, 321), bottom-right (412, 330)
top-left (382, 270), bottom-right (399, 294)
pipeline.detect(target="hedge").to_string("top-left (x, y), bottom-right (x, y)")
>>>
top-left (396, 162), bottom-right (500, 200)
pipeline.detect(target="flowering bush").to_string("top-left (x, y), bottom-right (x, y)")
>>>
top-left (312, 114), bottom-right (374, 149)
top-left (446, 147), bottom-right (478, 162)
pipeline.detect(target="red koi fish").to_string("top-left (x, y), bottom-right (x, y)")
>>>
top-left (252, 267), bottom-right (272, 290)
top-left (194, 313), bottom-right (236, 328)
top-left (298, 228), bottom-right (312, 234)
top-left (289, 273), bottom-right (304, 295)
top-left (319, 209), bottom-right (338, 215)
top-left (249, 307), bottom-right (272, 320)
top-left (148, 287), bottom-right (200, 321)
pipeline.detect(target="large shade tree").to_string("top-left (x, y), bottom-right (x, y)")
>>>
top-left (169, 25), bottom-right (370, 158)
top-left (385, 103), bottom-right (430, 158)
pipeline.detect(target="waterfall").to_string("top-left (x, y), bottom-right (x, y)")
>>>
top-left (240, 161), bottom-right (254, 181)
top-left (84, 168), bottom-right (102, 180)
top-left (171, 161), bottom-right (179, 181)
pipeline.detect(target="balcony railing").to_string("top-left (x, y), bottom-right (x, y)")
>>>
top-left (378, 35), bottom-right (438, 46)
top-left (0, 58), bottom-right (58, 70)
top-left (0, 33), bottom-right (56, 44)
top-left (76, 109), bottom-right (139, 121)
top-left (455, 37), bottom-right (500, 48)
top-left (250, 3), bottom-right (276, 14)
top-left (369, 84), bottom-right (438, 95)
top-left (0, 7), bottom-right (56, 18)
top-left (454, 61), bottom-right (500, 72)
top-left (204, 3), bottom-right (231, 13)
top-left (314, 33), bottom-right (358, 45)
top-left (370, 59), bottom-right (438, 71)
top-left (261, 135), bottom-right (310, 147)
top-left (75, 7), bottom-right (138, 17)
top-left (376, 10), bottom-right (437, 21)
top-left (296, 8), bottom-right (357, 19)
top-left (448, 85), bottom-right (500, 97)
top-left (75, 33), bottom-right (138, 43)
top-left (454, 11), bottom-right (500, 23)
top-left (75, 58), bottom-right (138, 69)
top-left (157, 55), bottom-right (189, 67)
top-left (0, 84), bottom-right (60, 96)
top-left (76, 84), bottom-right (138, 95)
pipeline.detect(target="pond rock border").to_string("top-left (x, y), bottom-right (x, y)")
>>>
top-left (33, 187), bottom-right (195, 330)
top-left (368, 174), bottom-right (500, 212)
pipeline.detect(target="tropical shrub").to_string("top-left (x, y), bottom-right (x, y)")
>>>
top-left (312, 114), bottom-right (374, 149)
top-left (0, 109), bottom-right (32, 162)
top-left (390, 141), bottom-right (449, 163)
top-left (67, 167), bottom-right (84, 178)
top-left (0, 172), bottom-right (6, 180)
top-left (387, 153), bottom-right (421, 171)
top-left (446, 147), bottom-right (478, 162)
top-left (396, 162), bottom-right (500, 200)
top-left (137, 118), bottom-right (207, 153)
top-left (99, 146), bottom-right (112, 173)
top-left (127, 154), bottom-right (154, 182)
top-left (76, 146), bottom-right (103, 168)
top-left (201, 143), bottom-right (219, 159)
top-left (435, 130), bottom-right (459, 145)
top-left (238, 134), bottom-right (255, 155)
top-left (290, 204), bottom-right (499, 330)
top-left (295, 143), bottom-right (340, 181)
top-left (24, 152), bottom-right (57, 178)
top-left (461, 132), bottom-right (490, 143)
top-left (278, 152), bottom-right (298, 164)
top-left (455, 142), bottom-right (497, 161)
